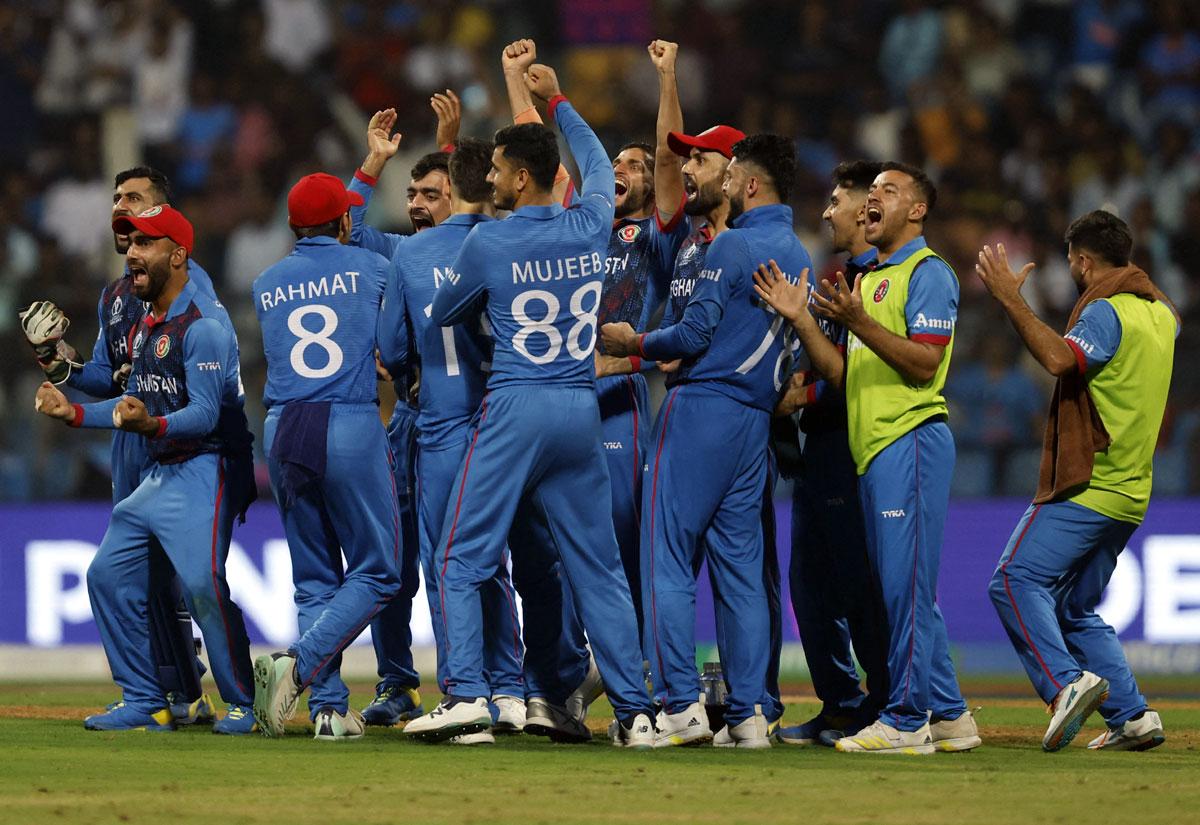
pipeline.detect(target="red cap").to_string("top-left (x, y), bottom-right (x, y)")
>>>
top-left (287, 172), bottom-right (365, 227)
top-left (111, 205), bottom-right (194, 254)
top-left (667, 125), bottom-right (746, 160)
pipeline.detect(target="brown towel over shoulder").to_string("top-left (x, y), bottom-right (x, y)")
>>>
top-left (1034, 265), bottom-right (1175, 503)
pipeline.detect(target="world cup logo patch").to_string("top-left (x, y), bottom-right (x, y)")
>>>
top-left (618, 224), bottom-right (641, 243)
top-left (873, 279), bottom-right (890, 303)
top-left (154, 335), bottom-right (171, 358)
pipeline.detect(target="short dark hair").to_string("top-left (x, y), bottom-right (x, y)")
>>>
top-left (731, 134), bottom-right (797, 202)
top-left (832, 160), bottom-right (883, 193)
top-left (879, 160), bottom-right (937, 215)
top-left (291, 219), bottom-right (341, 240)
top-left (1064, 210), bottom-right (1133, 266)
top-left (618, 141), bottom-right (655, 176)
top-left (493, 123), bottom-right (559, 191)
top-left (449, 137), bottom-right (495, 203)
top-left (114, 166), bottom-right (173, 205)
top-left (410, 151), bottom-right (450, 182)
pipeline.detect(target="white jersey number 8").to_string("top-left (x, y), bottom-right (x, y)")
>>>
top-left (288, 305), bottom-right (344, 379)
top-left (511, 282), bottom-right (601, 364)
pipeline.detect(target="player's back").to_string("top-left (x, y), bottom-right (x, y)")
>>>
top-left (253, 236), bottom-right (388, 408)
top-left (682, 204), bottom-right (812, 411)
top-left (458, 199), bottom-right (610, 389)
top-left (392, 214), bottom-right (493, 444)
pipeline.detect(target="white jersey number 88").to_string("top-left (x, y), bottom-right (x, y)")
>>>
top-left (511, 282), bottom-right (601, 364)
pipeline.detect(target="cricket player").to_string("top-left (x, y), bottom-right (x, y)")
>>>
top-left (250, 173), bottom-right (401, 740)
top-left (34, 206), bottom-right (256, 733)
top-left (19, 167), bottom-right (219, 727)
top-left (403, 57), bottom-right (656, 748)
top-left (604, 133), bottom-right (811, 749)
top-left (754, 162), bottom-right (979, 755)
top-left (774, 161), bottom-right (889, 747)
top-left (378, 136), bottom-right (527, 744)
top-left (977, 211), bottom-right (1177, 752)
top-left (346, 97), bottom-right (460, 725)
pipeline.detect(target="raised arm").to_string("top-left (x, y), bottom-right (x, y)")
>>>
top-left (649, 40), bottom-right (686, 228)
top-left (502, 39), bottom-right (574, 205)
top-left (349, 109), bottom-right (404, 256)
top-left (527, 64), bottom-right (613, 215)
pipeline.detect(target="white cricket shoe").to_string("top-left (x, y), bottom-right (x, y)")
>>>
top-left (565, 657), bottom-right (605, 723)
top-left (492, 695), bottom-right (526, 734)
top-left (654, 694), bottom-right (713, 748)
top-left (1043, 671), bottom-right (1109, 752)
top-left (252, 652), bottom-right (302, 738)
top-left (523, 697), bottom-right (592, 743)
top-left (449, 730), bottom-right (496, 745)
top-left (713, 705), bottom-right (771, 750)
top-left (404, 697), bottom-right (492, 742)
top-left (1087, 710), bottom-right (1165, 751)
top-left (930, 710), bottom-right (982, 752)
top-left (835, 719), bottom-right (934, 755)
top-left (313, 708), bottom-right (365, 741)
top-left (609, 713), bottom-right (655, 750)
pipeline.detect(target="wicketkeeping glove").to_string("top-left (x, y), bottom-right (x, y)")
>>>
top-left (19, 301), bottom-right (82, 384)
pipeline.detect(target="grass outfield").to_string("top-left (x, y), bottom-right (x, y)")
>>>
top-left (2, 680), bottom-right (1198, 825)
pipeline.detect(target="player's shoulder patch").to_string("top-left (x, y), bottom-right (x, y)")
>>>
top-left (618, 223), bottom-right (642, 243)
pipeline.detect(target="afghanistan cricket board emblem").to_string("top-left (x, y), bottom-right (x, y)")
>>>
top-left (154, 335), bottom-right (171, 358)
top-left (618, 224), bottom-right (641, 243)
top-left (873, 279), bottom-right (890, 303)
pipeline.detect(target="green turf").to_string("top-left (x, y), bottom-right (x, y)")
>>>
top-left (2, 684), bottom-right (1198, 825)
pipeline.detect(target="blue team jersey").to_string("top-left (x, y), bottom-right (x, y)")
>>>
top-left (432, 100), bottom-right (614, 391)
top-left (378, 212), bottom-right (494, 448)
top-left (77, 278), bottom-right (252, 464)
top-left (640, 204), bottom-right (814, 412)
top-left (658, 224), bottom-right (715, 385)
top-left (252, 236), bottom-right (390, 408)
top-left (69, 259), bottom-right (217, 399)
top-left (598, 211), bottom-right (690, 336)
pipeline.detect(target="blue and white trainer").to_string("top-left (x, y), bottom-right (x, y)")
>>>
top-left (84, 703), bottom-right (174, 732)
top-left (213, 704), bottom-right (258, 735)
top-left (313, 708), bottom-right (365, 741)
top-left (1043, 671), bottom-right (1109, 752)
top-left (361, 684), bottom-right (423, 726)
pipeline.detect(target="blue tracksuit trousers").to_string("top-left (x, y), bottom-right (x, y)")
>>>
top-left (265, 403), bottom-right (401, 717)
top-left (367, 405), bottom-right (422, 690)
top-left (858, 420), bottom-right (966, 732)
top-left (989, 500), bottom-right (1146, 726)
top-left (643, 384), bottom-right (772, 726)
top-left (437, 385), bottom-right (649, 718)
top-left (87, 452), bottom-right (253, 713)
top-left (417, 433), bottom-right (524, 697)
top-left (791, 428), bottom-right (889, 718)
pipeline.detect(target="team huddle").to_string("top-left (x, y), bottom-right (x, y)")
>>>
top-left (22, 39), bottom-right (1177, 754)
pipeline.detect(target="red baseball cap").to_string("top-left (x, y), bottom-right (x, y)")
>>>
top-left (111, 205), bottom-right (194, 254)
top-left (667, 125), bottom-right (746, 160)
top-left (288, 172), bottom-right (364, 227)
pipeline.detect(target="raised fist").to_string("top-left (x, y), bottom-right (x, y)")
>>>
top-left (502, 39), bottom-right (536, 74)
top-left (34, 381), bottom-right (74, 421)
top-left (113, 395), bottom-right (158, 436)
top-left (525, 63), bottom-right (562, 102)
top-left (647, 40), bottom-right (678, 73)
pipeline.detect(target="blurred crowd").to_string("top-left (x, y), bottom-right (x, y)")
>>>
top-left (1, 0), bottom-right (1198, 500)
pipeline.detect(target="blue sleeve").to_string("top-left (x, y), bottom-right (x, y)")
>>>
top-left (75, 396), bottom-right (119, 428)
top-left (67, 293), bottom-right (120, 397)
top-left (377, 259), bottom-right (409, 375)
top-left (348, 174), bottom-right (404, 259)
top-left (905, 258), bottom-right (958, 344)
top-left (1065, 300), bottom-right (1122, 373)
top-left (432, 227), bottom-right (488, 326)
top-left (549, 100), bottom-right (614, 233)
top-left (651, 209), bottom-right (690, 290)
top-left (160, 318), bottom-right (228, 439)
top-left (640, 234), bottom-right (741, 361)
